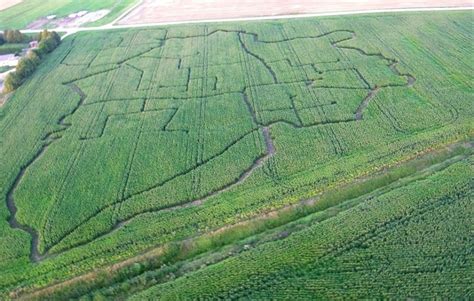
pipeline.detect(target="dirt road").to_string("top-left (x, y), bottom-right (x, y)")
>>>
top-left (117, 0), bottom-right (472, 25)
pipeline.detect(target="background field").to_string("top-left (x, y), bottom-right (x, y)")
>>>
top-left (0, 10), bottom-right (472, 299)
top-left (130, 156), bottom-right (473, 300)
top-left (0, 0), bottom-right (137, 30)
top-left (118, 0), bottom-right (472, 25)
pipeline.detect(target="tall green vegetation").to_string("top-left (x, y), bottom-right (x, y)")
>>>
top-left (2, 29), bottom-right (27, 43)
top-left (131, 157), bottom-right (473, 300)
top-left (0, 11), bottom-right (472, 299)
top-left (3, 30), bottom-right (60, 92)
top-left (0, 30), bottom-right (29, 54)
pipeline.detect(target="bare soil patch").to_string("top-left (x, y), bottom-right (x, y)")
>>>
top-left (0, 0), bottom-right (22, 11)
top-left (27, 10), bottom-right (110, 29)
top-left (118, 0), bottom-right (472, 25)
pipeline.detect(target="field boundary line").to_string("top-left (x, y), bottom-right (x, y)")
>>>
top-left (20, 7), bottom-right (474, 39)
top-left (111, 6), bottom-right (474, 29)
top-left (110, 0), bottom-right (144, 25)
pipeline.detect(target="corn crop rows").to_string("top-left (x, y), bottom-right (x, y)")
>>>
top-left (0, 11), bottom-right (472, 296)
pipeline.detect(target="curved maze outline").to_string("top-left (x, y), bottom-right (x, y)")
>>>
top-left (6, 27), bottom-right (416, 262)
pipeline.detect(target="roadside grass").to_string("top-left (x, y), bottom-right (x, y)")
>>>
top-left (0, 43), bottom-right (27, 55)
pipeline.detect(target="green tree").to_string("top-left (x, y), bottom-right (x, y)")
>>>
top-left (3, 29), bottom-right (25, 43)
top-left (38, 29), bottom-right (60, 44)
top-left (38, 29), bottom-right (48, 42)
top-left (3, 72), bottom-right (22, 93)
top-left (16, 57), bottom-right (37, 78)
top-left (26, 50), bottom-right (40, 65)
top-left (35, 30), bottom-right (61, 57)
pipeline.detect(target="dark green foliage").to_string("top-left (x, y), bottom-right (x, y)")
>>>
top-left (16, 54), bottom-right (39, 78)
top-left (3, 70), bottom-right (22, 92)
top-left (2, 30), bottom-right (60, 92)
top-left (34, 30), bottom-right (61, 58)
top-left (3, 29), bottom-right (26, 43)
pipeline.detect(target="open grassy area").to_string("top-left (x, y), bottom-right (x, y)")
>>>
top-left (0, 0), bottom-right (137, 29)
top-left (0, 43), bottom-right (28, 55)
top-left (0, 10), bottom-right (472, 299)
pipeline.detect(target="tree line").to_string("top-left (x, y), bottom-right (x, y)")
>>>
top-left (3, 30), bottom-right (61, 93)
top-left (0, 29), bottom-right (31, 44)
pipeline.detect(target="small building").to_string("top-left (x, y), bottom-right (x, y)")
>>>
top-left (29, 41), bottom-right (39, 49)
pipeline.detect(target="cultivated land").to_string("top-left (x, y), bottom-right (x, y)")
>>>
top-left (0, 0), bottom-right (138, 30)
top-left (0, 10), bottom-right (473, 299)
top-left (0, 0), bottom-right (23, 12)
top-left (118, 0), bottom-right (472, 25)
top-left (131, 156), bottom-right (474, 299)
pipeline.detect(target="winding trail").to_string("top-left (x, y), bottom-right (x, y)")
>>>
top-left (105, 127), bottom-right (275, 235)
top-left (6, 150), bottom-right (44, 262)
top-left (16, 141), bottom-right (472, 301)
top-left (331, 31), bottom-right (416, 122)
top-left (6, 83), bottom-right (86, 262)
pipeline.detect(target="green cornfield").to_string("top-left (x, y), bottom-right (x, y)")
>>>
top-left (0, 10), bottom-right (472, 299)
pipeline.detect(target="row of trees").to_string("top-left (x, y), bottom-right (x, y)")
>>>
top-left (0, 29), bottom-right (29, 45)
top-left (3, 30), bottom-right (61, 93)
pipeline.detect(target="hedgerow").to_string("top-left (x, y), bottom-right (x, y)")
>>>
top-left (3, 30), bottom-right (60, 93)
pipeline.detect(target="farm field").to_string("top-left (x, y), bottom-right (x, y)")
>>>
top-left (0, 0), bottom-right (22, 12)
top-left (0, 0), bottom-right (138, 30)
top-left (0, 10), bottom-right (473, 299)
top-left (117, 0), bottom-right (472, 25)
top-left (130, 155), bottom-right (474, 299)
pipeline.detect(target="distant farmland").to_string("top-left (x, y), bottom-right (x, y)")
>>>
top-left (0, 10), bottom-right (472, 299)
top-left (0, 0), bottom-right (137, 29)
top-left (118, 0), bottom-right (472, 25)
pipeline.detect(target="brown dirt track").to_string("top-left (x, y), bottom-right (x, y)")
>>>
top-left (117, 0), bottom-right (472, 25)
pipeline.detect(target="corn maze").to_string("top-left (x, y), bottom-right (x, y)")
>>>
top-left (11, 25), bottom-right (418, 258)
top-left (0, 11), bottom-right (472, 298)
